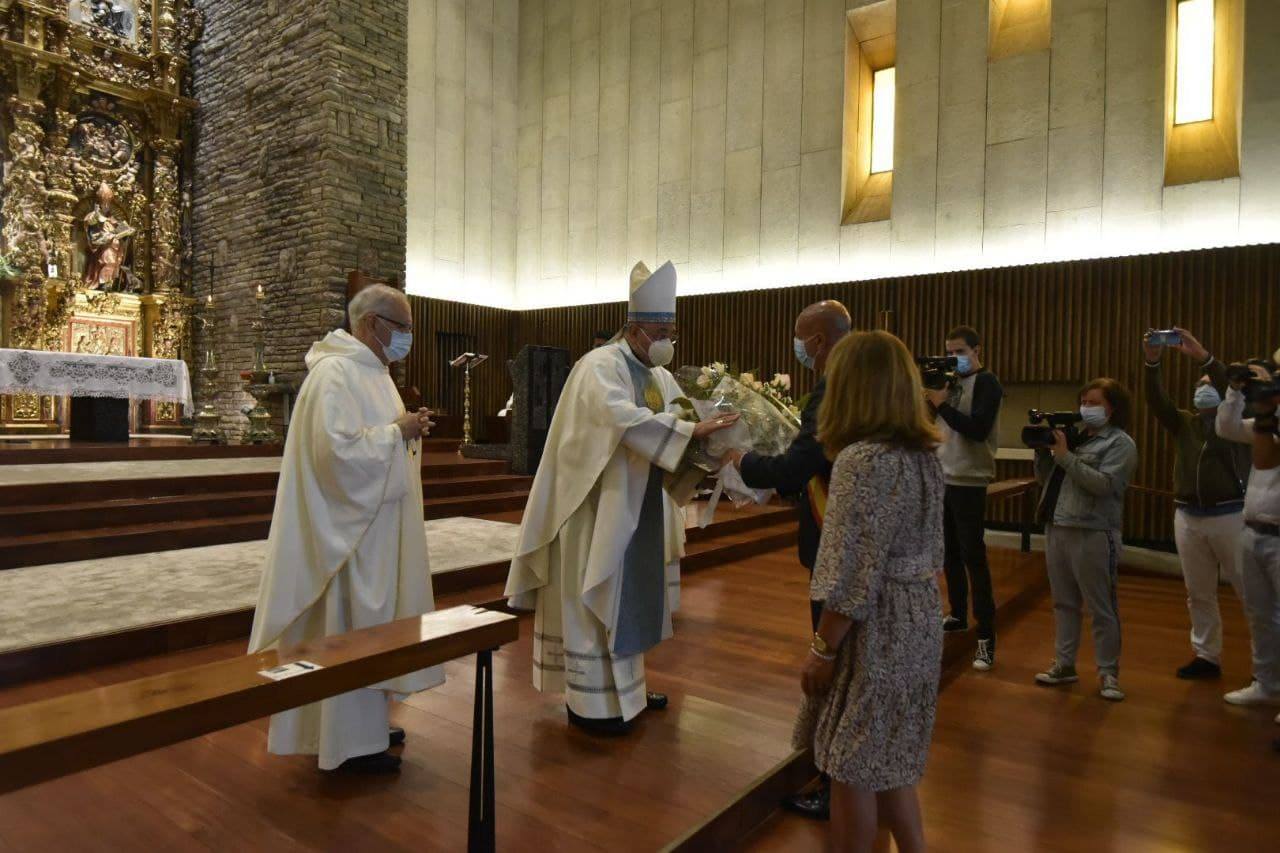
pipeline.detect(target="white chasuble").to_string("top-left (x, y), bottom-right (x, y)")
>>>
top-left (248, 330), bottom-right (443, 769)
top-left (505, 340), bottom-right (695, 722)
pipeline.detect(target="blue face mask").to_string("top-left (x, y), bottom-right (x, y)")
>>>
top-left (954, 354), bottom-right (972, 375)
top-left (1193, 385), bottom-right (1222, 410)
top-left (384, 330), bottom-right (413, 362)
top-left (794, 336), bottom-right (816, 371)
top-left (376, 319), bottom-right (413, 362)
top-left (1079, 405), bottom-right (1109, 429)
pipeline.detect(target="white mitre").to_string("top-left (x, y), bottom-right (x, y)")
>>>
top-left (628, 260), bottom-right (677, 324)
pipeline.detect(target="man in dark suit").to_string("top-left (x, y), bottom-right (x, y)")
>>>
top-left (725, 299), bottom-right (851, 820)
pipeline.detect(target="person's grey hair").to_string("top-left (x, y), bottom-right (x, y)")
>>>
top-left (348, 284), bottom-right (408, 327)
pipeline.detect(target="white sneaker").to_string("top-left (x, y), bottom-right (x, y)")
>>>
top-left (1224, 681), bottom-right (1280, 706)
top-left (1099, 673), bottom-right (1125, 702)
top-left (972, 639), bottom-right (994, 671)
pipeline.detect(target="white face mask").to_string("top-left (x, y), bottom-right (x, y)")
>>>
top-left (1079, 404), bottom-right (1109, 429)
top-left (637, 327), bottom-right (675, 367)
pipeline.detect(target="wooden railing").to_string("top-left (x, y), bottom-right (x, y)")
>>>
top-left (0, 605), bottom-right (519, 853)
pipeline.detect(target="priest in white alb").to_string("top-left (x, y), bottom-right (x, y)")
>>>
top-left (505, 261), bottom-right (738, 734)
top-left (248, 284), bottom-right (442, 774)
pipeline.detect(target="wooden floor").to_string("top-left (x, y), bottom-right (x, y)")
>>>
top-left (744, 574), bottom-right (1280, 852)
top-left (1, 545), bottom-right (1274, 850)
top-left (0, 544), bottom-right (1029, 851)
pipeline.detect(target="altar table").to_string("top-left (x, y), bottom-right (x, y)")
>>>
top-left (0, 349), bottom-right (194, 441)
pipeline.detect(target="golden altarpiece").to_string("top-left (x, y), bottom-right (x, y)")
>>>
top-left (0, 0), bottom-right (202, 433)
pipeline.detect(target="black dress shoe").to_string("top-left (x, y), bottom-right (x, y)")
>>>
top-left (1176, 657), bottom-right (1222, 680)
top-left (389, 726), bottom-right (406, 748)
top-left (783, 781), bottom-right (830, 820)
top-left (567, 706), bottom-right (633, 736)
top-left (646, 692), bottom-right (669, 711)
top-left (942, 615), bottom-right (968, 633)
top-left (330, 751), bottom-right (402, 774)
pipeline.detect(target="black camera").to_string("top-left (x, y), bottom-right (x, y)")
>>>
top-left (1021, 409), bottom-right (1083, 450)
top-left (1226, 360), bottom-right (1280, 405)
top-left (915, 356), bottom-right (959, 391)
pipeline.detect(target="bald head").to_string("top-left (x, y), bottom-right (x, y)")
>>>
top-left (794, 300), bottom-right (852, 374)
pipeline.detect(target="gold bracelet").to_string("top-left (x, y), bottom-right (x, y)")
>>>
top-left (811, 632), bottom-right (834, 656)
top-left (809, 646), bottom-right (837, 662)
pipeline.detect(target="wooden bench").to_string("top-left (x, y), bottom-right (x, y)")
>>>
top-left (0, 604), bottom-right (519, 853)
top-left (987, 477), bottom-right (1039, 552)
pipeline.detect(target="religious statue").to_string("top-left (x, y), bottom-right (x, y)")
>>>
top-left (82, 183), bottom-right (137, 291)
top-left (78, 0), bottom-right (136, 39)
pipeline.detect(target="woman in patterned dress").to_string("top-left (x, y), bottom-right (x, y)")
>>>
top-left (796, 330), bottom-right (945, 852)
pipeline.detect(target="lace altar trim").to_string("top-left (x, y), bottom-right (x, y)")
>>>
top-left (0, 349), bottom-right (194, 409)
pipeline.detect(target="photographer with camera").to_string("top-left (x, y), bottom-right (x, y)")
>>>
top-left (924, 326), bottom-right (1003, 671)
top-left (1032, 379), bottom-right (1138, 701)
top-left (1143, 328), bottom-right (1249, 681)
top-left (1215, 356), bottom-right (1280, 716)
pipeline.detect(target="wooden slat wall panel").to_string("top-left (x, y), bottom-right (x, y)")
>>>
top-left (405, 298), bottom-right (515, 436)
top-left (408, 243), bottom-right (1280, 545)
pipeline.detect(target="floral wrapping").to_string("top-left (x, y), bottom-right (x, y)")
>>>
top-left (672, 365), bottom-right (802, 507)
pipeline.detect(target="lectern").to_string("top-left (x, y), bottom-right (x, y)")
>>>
top-left (449, 352), bottom-right (488, 452)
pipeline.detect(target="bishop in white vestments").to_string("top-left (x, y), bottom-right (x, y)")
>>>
top-left (505, 261), bottom-right (738, 733)
top-left (248, 285), bottom-right (442, 773)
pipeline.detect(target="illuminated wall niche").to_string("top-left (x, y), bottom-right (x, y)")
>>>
top-left (841, 1), bottom-right (896, 225)
top-left (988, 0), bottom-right (1052, 61)
top-left (1164, 0), bottom-right (1244, 186)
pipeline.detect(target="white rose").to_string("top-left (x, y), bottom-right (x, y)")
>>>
top-left (740, 371), bottom-right (755, 385)
top-left (696, 374), bottom-right (711, 388)
top-left (701, 366), bottom-right (712, 377)
top-left (774, 373), bottom-right (791, 390)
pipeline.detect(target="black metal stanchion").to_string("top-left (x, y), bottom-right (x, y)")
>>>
top-left (468, 649), bottom-right (496, 853)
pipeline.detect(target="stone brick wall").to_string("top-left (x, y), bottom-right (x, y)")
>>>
top-left (190, 0), bottom-right (407, 436)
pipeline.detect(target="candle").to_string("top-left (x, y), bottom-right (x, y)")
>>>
top-left (256, 284), bottom-right (263, 297)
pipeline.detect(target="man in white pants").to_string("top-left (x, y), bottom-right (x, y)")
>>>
top-left (1216, 361), bottom-right (1280, 737)
top-left (1143, 329), bottom-right (1249, 680)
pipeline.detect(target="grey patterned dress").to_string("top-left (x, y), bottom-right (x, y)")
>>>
top-left (793, 441), bottom-right (945, 791)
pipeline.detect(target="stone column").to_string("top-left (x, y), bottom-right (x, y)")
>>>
top-left (190, 0), bottom-right (408, 434)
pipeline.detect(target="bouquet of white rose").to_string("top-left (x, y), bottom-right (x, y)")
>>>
top-left (671, 364), bottom-right (802, 512)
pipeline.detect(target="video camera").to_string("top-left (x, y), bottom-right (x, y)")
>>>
top-left (915, 356), bottom-right (959, 391)
top-left (1226, 360), bottom-right (1280, 405)
top-left (1021, 409), bottom-right (1083, 450)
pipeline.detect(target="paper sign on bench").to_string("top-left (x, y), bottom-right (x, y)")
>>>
top-left (258, 661), bottom-right (324, 681)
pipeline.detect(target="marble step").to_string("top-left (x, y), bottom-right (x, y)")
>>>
top-left (0, 455), bottom-right (510, 507)
top-left (0, 489), bottom-right (534, 570)
top-left (0, 510), bottom-right (799, 685)
top-left (0, 474), bottom-right (534, 537)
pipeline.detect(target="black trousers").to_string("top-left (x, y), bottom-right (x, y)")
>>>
top-left (943, 484), bottom-right (996, 639)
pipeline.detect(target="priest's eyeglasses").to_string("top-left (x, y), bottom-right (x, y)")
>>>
top-left (374, 314), bottom-right (413, 333)
top-left (638, 326), bottom-right (678, 344)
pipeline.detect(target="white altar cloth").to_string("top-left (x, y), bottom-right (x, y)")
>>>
top-left (0, 348), bottom-right (193, 409)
